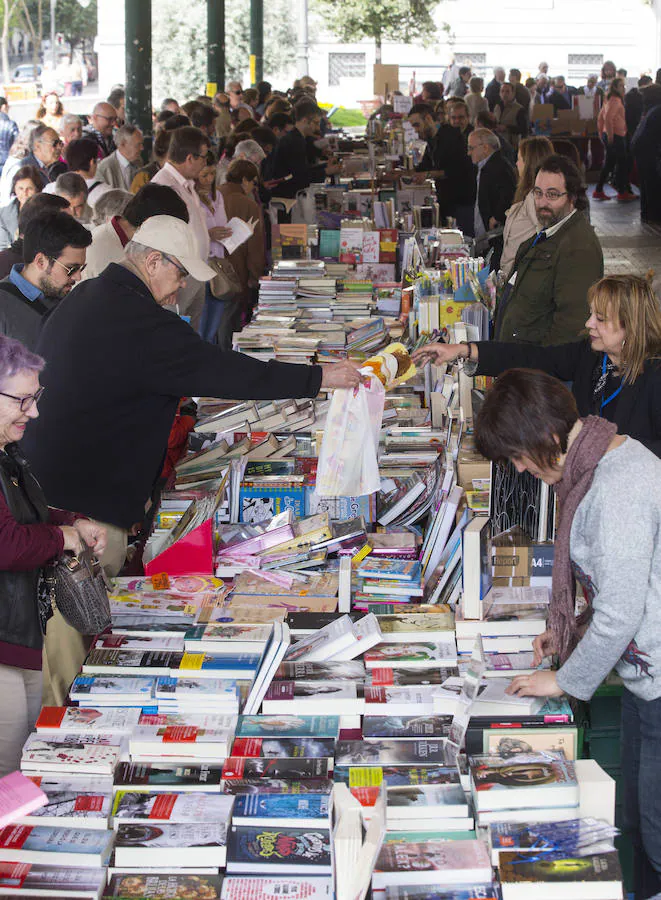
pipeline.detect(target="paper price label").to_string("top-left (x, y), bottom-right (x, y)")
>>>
top-left (151, 572), bottom-right (170, 590)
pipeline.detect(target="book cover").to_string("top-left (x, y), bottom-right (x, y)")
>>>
top-left (362, 715), bottom-right (452, 739)
top-left (105, 872), bottom-right (223, 899)
top-left (112, 791), bottom-right (234, 824)
top-left (35, 706), bottom-right (141, 733)
top-left (236, 715), bottom-right (340, 739)
top-left (374, 839), bottom-right (491, 881)
top-left (21, 741), bottom-right (120, 773)
top-left (274, 662), bottom-right (364, 682)
top-left (114, 822), bottom-right (228, 850)
top-left (357, 559), bottom-right (421, 581)
top-left (335, 740), bottom-right (448, 767)
top-left (498, 849), bottom-right (622, 886)
top-left (221, 876), bottom-right (333, 900)
top-left (228, 826), bottom-right (332, 869)
top-left (364, 642), bottom-right (457, 668)
top-left (0, 824), bottom-right (113, 862)
top-left (230, 739), bottom-right (335, 759)
top-left (113, 762), bottom-right (223, 791)
top-left (18, 779), bottom-right (110, 826)
top-left (0, 860), bottom-right (106, 893)
top-left (386, 886), bottom-right (499, 900)
top-left (232, 794), bottom-right (330, 822)
top-left (333, 766), bottom-right (460, 789)
top-left (222, 778), bottom-right (333, 796)
top-left (470, 752), bottom-right (578, 811)
top-left (222, 758), bottom-right (328, 780)
top-left (386, 784), bottom-right (468, 812)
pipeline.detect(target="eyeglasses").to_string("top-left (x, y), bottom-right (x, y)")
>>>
top-left (39, 138), bottom-right (63, 148)
top-left (48, 257), bottom-right (86, 277)
top-left (96, 114), bottom-right (117, 122)
top-left (230, 90), bottom-right (243, 95)
top-left (533, 187), bottom-right (568, 201)
top-left (0, 386), bottom-right (44, 411)
top-left (162, 253), bottom-right (189, 278)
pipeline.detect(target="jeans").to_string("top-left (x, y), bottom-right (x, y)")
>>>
top-left (621, 688), bottom-right (661, 900)
top-left (199, 284), bottom-right (235, 350)
top-left (597, 133), bottom-right (629, 194)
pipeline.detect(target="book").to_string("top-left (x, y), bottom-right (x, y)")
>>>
top-left (222, 779), bottom-right (333, 796)
top-left (377, 613), bottom-right (455, 642)
top-left (235, 716), bottom-right (340, 739)
top-left (183, 623), bottom-right (273, 654)
top-left (113, 763), bottom-right (223, 793)
top-left (283, 617), bottom-right (357, 664)
top-left (113, 823), bottom-right (228, 868)
top-left (0, 772), bottom-right (47, 829)
top-left (470, 752), bottom-right (579, 812)
top-left (221, 876), bottom-right (333, 899)
top-left (129, 721), bottom-right (237, 759)
top-left (20, 739), bottom-right (121, 776)
top-left (0, 861), bottom-right (107, 897)
top-left (363, 715), bottom-right (452, 739)
top-left (241, 621), bottom-right (291, 716)
top-left (227, 825), bottom-right (332, 874)
top-left (274, 661), bottom-right (364, 681)
top-left (221, 758), bottom-right (329, 780)
top-left (16, 779), bottom-right (111, 830)
top-left (356, 559), bottom-right (421, 581)
top-left (386, 784), bottom-right (469, 819)
top-left (231, 793), bottom-right (331, 827)
top-left (81, 649), bottom-right (181, 676)
top-left (230, 739), bottom-right (335, 761)
top-left (69, 675), bottom-right (156, 707)
top-left (93, 633), bottom-right (185, 652)
top-left (112, 791), bottom-right (234, 825)
top-left (35, 707), bottom-right (141, 734)
top-left (372, 839), bottom-right (492, 888)
top-left (175, 652), bottom-right (261, 680)
top-left (104, 873), bottom-right (223, 899)
top-left (386, 887), bottom-right (500, 900)
top-left (335, 740), bottom-right (449, 768)
top-left (462, 518), bottom-right (493, 619)
top-left (498, 849), bottom-right (623, 899)
top-left (334, 765), bottom-right (460, 790)
top-left (0, 825), bottom-right (114, 867)
top-left (262, 682), bottom-right (364, 715)
top-left (489, 817), bottom-right (617, 865)
top-left (364, 642), bottom-right (457, 669)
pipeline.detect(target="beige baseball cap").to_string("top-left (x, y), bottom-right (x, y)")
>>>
top-left (131, 215), bottom-right (216, 282)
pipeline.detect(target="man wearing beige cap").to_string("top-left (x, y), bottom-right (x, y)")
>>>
top-left (23, 214), bottom-right (362, 702)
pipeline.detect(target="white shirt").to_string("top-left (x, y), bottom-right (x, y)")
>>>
top-left (542, 207), bottom-right (577, 239)
top-left (151, 161), bottom-right (210, 260)
top-left (116, 150), bottom-right (133, 190)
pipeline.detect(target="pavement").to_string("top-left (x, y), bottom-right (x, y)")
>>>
top-left (589, 187), bottom-right (661, 278)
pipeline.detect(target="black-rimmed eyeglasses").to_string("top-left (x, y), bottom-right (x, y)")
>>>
top-left (0, 387), bottom-right (44, 411)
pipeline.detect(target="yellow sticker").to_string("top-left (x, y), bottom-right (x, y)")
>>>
top-left (183, 604), bottom-right (197, 616)
top-left (348, 766), bottom-right (383, 787)
top-left (180, 652), bottom-right (204, 670)
top-left (352, 543), bottom-right (372, 564)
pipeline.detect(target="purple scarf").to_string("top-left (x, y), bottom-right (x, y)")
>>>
top-left (549, 415), bottom-right (618, 663)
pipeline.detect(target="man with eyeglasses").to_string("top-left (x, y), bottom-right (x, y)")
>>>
top-left (22, 124), bottom-right (62, 188)
top-left (83, 101), bottom-right (118, 159)
top-left (468, 127), bottom-right (516, 264)
top-left (152, 126), bottom-right (211, 327)
top-left (494, 154), bottom-right (603, 345)
top-left (0, 211), bottom-right (91, 350)
top-left (226, 81), bottom-right (245, 112)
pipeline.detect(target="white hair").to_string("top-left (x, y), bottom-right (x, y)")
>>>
top-left (234, 139), bottom-right (266, 164)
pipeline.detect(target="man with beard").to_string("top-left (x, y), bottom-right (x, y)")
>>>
top-left (493, 154), bottom-right (603, 345)
top-left (0, 211), bottom-right (91, 349)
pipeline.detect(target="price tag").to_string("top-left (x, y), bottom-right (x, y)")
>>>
top-left (151, 572), bottom-right (170, 590)
top-left (352, 543), bottom-right (372, 564)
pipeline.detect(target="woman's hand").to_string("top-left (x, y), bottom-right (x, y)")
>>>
top-left (74, 519), bottom-right (108, 557)
top-left (506, 670), bottom-right (564, 698)
top-left (59, 526), bottom-right (83, 555)
top-left (532, 629), bottom-right (558, 666)
top-left (412, 343), bottom-right (466, 366)
top-left (209, 226), bottom-right (233, 242)
top-left (320, 360), bottom-right (366, 390)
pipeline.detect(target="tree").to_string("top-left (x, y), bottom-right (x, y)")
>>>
top-left (0, 0), bottom-right (22, 85)
top-left (314, 0), bottom-right (439, 63)
top-left (152, 0), bottom-right (297, 102)
top-left (53, 0), bottom-right (97, 54)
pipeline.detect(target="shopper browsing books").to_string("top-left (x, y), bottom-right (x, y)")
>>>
top-left (412, 275), bottom-right (661, 457)
top-left (0, 335), bottom-right (106, 776)
top-left (22, 214), bottom-right (361, 569)
top-left (473, 368), bottom-right (661, 899)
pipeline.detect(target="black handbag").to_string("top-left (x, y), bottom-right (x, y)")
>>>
top-left (40, 539), bottom-right (112, 635)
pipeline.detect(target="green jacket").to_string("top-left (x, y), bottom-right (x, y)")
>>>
top-left (494, 211), bottom-right (604, 345)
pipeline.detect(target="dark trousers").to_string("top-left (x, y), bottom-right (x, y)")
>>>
top-left (597, 134), bottom-right (629, 193)
top-left (621, 688), bottom-right (661, 900)
top-left (199, 284), bottom-right (236, 350)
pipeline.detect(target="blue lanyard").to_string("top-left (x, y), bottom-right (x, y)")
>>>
top-left (600, 353), bottom-right (624, 411)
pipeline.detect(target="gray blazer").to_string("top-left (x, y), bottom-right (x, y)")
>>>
top-left (96, 151), bottom-right (135, 191)
top-left (0, 198), bottom-right (19, 250)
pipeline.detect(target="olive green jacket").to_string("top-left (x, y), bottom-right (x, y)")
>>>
top-left (494, 210), bottom-right (604, 345)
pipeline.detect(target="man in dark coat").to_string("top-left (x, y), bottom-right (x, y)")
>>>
top-left (468, 128), bottom-right (517, 267)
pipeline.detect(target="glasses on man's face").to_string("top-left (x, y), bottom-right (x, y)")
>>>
top-left (231, 90), bottom-right (243, 96)
top-left (40, 138), bottom-right (63, 148)
top-left (0, 386), bottom-right (44, 411)
top-left (97, 114), bottom-right (117, 123)
top-left (533, 187), bottom-right (568, 201)
top-left (49, 257), bottom-right (87, 277)
top-left (162, 253), bottom-right (189, 278)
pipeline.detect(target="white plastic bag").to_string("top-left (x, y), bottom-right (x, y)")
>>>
top-left (315, 375), bottom-right (385, 498)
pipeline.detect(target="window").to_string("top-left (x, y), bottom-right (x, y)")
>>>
top-left (329, 53), bottom-right (366, 87)
top-left (568, 54), bottom-right (603, 66)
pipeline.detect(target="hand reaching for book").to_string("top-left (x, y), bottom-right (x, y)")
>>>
top-left (532, 628), bottom-right (558, 666)
top-left (320, 360), bottom-right (367, 391)
top-left (506, 670), bottom-right (564, 698)
top-left (412, 343), bottom-right (470, 366)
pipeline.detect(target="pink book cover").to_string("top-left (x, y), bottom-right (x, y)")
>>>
top-left (0, 772), bottom-right (47, 829)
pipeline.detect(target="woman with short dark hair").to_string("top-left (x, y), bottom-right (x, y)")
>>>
top-left (0, 165), bottom-right (42, 250)
top-left (473, 366), bottom-right (661, 900)
top-left (0, 335), bottom-right (106, 775)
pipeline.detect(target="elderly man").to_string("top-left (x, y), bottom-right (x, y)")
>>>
top-left (51, 172), bottom-right (88, 219)
top-left (59, 113), bottom-right (82, 147)
top-left (22, 123), bottom-right (62, 187)
top-left (96, 124), bottom-right (144, 191)
top-left (495, 82), bottom-right (528, 149)
top-left (83, 101), bottom-right (118, 159)
top-left (226, 81), bottom-right (244, 110)
top-left (24, 215), bottom-right (362, 572)
top-left (485, 66), bottom-right (506, 111)
top-left (467, 127), bottom-right (517, 265)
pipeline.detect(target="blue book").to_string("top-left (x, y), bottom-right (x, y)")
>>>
top-left (356, 558), bottom-right (422, 581)
top-left (232, 793), bottom-right (331, 826)
top-left (227, 825), bottom-right (332, 873)
top-left (0, 825), bottom-right (114, 867)
top-left (236, 715), bottom-right (340, 739)
top-left (239, 485), bottom-right (306, 523)
top-left (178, 652), bottom-right (260, 679)
top-left (386, 887), bottom-right (498, 900)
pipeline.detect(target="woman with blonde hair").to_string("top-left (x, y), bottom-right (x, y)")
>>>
top-left (499, 135), bottom-right (554, 276)
top-left (412, 274), bottom-right (661, 456)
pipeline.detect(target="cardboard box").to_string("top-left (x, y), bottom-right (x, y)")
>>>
top-left (374, 64), bottom-right (399, 97)
top-left (456, 453), bottom-right (491, 492)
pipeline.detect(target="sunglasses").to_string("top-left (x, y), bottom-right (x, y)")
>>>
top-left (49, 256), bottom-right (86, 276)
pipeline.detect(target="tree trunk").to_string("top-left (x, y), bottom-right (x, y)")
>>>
top-left (375, 33), bottom-right (382, 64)
top-left (1, 4), bottom-right (10, 88)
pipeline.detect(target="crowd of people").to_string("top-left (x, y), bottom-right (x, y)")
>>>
top-left (0, 64), bottom-right (659, 899)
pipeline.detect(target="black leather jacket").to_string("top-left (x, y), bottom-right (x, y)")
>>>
top-left (0, 445), bottom-right (50, 651)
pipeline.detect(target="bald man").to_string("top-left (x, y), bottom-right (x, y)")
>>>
top-left (83, 101), bottom-right (117, 159)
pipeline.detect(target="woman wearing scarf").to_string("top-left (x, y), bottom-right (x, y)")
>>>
top-left (412, 274), bottom-right (661, 457)
top-left (474, 367), bottom-right (661, 900)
